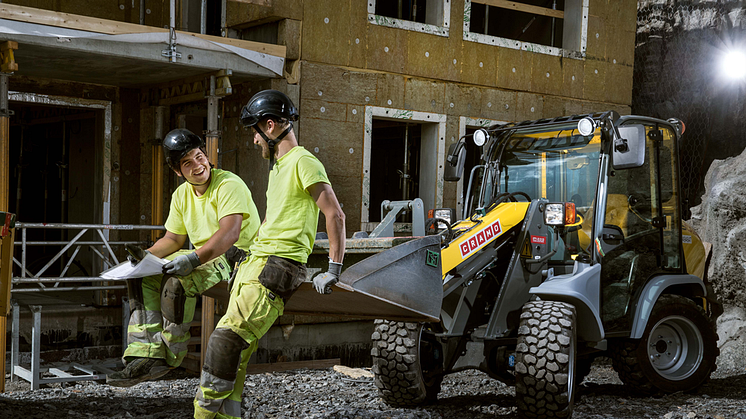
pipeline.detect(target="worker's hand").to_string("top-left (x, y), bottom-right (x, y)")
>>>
top-left (313, 259), bottom-right (343, 294)
top-left (163, 252), bottom-right (201, 276)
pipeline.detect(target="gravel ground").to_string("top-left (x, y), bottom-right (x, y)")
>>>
top-left (2, 358), bottom-right (746, 419)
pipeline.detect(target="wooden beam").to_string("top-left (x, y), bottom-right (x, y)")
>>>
top-left (0, 3), bottom-right (286, 57)
top-left (473, 0), bottom-right (564, 19)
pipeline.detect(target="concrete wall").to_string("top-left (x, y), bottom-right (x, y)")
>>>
top-left (226, 0), bottom-right (636, 232)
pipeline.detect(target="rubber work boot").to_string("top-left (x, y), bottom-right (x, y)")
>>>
top-left (106, 357), bottom-right (170, 387)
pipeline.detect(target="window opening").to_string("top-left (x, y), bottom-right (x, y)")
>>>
top-left (464, 0), bottom-right (587, 58)
top-left (368, 0), bottom-right (450, 37)
top-left (369, 121), bottom-right (422, 223)
top-left (470, 0), bottom-right (564, 48)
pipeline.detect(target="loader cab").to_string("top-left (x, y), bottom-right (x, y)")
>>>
top-left (458, 113), bottom-right (686, 333)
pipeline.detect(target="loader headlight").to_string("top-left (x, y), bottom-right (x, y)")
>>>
top-left (544, 202), bottom-right (576, 226)
top-left (428, 208), bottom-right (455, 228)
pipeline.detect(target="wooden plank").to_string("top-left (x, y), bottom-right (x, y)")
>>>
top-left (0, 3), bottom-right (286, 57)
top-left (245, 358), bottom-right (341, 375)
top-left (200, 297), bottom-right (215, 371)
top-left (473, 0), bottom-right (564, 19)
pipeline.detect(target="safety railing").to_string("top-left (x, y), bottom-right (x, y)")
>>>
top-left (11, 222), bottom-right (165, 293)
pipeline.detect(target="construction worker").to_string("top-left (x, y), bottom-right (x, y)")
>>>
top-left (193, 90), bottom-right (346, 418)
top-left (107, 128), bottom-right (261, 387)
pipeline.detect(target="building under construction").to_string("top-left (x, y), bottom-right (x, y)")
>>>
top-left (0, 0), bottom-right (637, 388)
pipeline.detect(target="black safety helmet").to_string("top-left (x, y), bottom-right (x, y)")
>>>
top-left (240, 89), bottom-right (299, 127)
top-left (241, 90), bottom-right (299, 171)
top-left (163, 128), bottom-right (206, 172)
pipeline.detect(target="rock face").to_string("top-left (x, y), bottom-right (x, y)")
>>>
top-left (690, 148), bottom-right (746, 307)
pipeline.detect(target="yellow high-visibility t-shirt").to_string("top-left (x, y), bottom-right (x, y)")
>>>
top-left (165, 168), bottom-right (260, 252)
top-left (250, 146), bottom-right (330, 263)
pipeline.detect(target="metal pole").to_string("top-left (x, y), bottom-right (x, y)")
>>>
top-left (202, 75), bottom-right (220, 370)
top-left (200, 0), bottom-right (207, 34)
top-left (139, 0), bottom-right (145, 25)
top-left (221, 0), bottom-right (227, 37)
top-left (152, 106), bottom-right (166, 243)
top-left (206, 76), bottom-right (219, 163)
top-left (30, 305), bottom-right (41, 390)
top-left (11, 301), bottom-right (18, 383)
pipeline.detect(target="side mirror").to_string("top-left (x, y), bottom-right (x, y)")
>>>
top-left (444, 142), bottom-right (466, 181)
top-left (613, 125), bottom-right (646, 169)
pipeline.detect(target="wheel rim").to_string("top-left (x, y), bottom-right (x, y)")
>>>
top-left (646, 315), bottom-right (704, 381)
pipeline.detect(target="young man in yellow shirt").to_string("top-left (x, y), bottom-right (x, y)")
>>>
top-left (108, 129), bottom-right (261, 387)
top-left (194, 90), bottom-right (346, 418)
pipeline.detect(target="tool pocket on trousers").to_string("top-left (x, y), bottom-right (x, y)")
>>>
top-left (258, 255), bottom-right (307, 302)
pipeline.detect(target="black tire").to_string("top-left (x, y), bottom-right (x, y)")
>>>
top-left (371, 320), bottom-right (443, 407)
top-left (610, 294), bottom-right (719, 395)
top-left (515, 301), bottom-right (577, 419)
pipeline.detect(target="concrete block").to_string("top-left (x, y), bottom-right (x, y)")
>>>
top-left (565, 100), bottom-right (586, 116)
top-left (480, 88), bottom-right (517, 121)
top-left (278, 19), bottom-right (302, 61)
top-left (366, 24), bottom-right (408, 74)
top-left (581, 101), bottom-right (609, 114)
top-left (606, 28), bottom-right (635, 66)
top-left (444, 83), bottom-right (482, 117)
top-left (460, 40), bottom-right (498, 87)
top-left (405, 79), bottom-right (446, 113)
top-left (543, 95), bottom-right (567, 118)
top-left (302, 2), bottom-right (350, 66)
top-left (609, 0), bottom-right (638, 32)
top-left (605, 64), bottom-right (633, 105)
top-left (227, 0), bottom-right (303, 27)
top-left (407, 32), bottom-right (459, 82)
top-left (531, 53), bottom-right (564, 96)
top-left (346, 104), bottom-right (365, 124)
top-left (586, 16), bottom-right (606, 60)
top-left (497, 48), bottom-right (533, 92)
top-left (300, 118), bottom-right (363, 179)
top-left (375, 73), bottom-right (407, 109)
top-left (300, 63), bottom-right (377, 106)
top-left (583, 60), bottom-right (606, 101)
top-left (562, 57), bottom-right (585, 99)
top-left (327, 175), bottom-right (363, 234)
top-left (588, 0), bottom-right (609, 19)
top-left (515, 92), bottom-right (544, 121)
top-left (301, 98), bottom-right (348, 122)
top-left (348, 3), bottom-right (369, 69)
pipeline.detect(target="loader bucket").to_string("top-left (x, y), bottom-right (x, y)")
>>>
top-left (284, 236), bottom-right (443, 322)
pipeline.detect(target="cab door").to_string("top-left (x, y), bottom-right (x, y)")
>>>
top-left (599, 121), bottom-right (683, 333)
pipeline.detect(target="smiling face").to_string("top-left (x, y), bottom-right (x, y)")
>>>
top-left (177, 148), bottom-right (211, 185)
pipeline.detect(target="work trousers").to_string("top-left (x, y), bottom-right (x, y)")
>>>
top-left (123, 250), bottom-right (231, 367)
top-left (193, 255), bottom-right (288, 419)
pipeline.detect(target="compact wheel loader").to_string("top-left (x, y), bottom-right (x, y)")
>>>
top-left (362, 112), bottom-right (721, 418)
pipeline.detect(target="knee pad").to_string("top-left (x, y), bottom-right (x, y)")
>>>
top-left (126, 278), bottom-right (145, 312)
top-left (161, 274), bottom-right (186, 324)
top-left (203, 328), bottom-right (249, 381)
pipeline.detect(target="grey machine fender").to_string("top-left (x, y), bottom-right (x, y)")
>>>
top-left (530, 262), bottom-right (605, 342)
top-left (629, 274), bottom-right (706, 339)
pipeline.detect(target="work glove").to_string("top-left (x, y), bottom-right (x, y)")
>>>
top-left (313, 259), bottom-right (343, 294)
top-left (163, 251), bottom-right (201, 276)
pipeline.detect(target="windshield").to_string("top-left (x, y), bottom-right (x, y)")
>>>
top-left (493, 125), bottom-right (601, 206)
top-left (484, 124), bottom-right (603, 265)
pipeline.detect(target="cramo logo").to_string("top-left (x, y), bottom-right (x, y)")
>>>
top-left (459, 219), bottom-right (503, 259)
